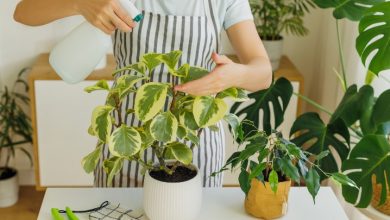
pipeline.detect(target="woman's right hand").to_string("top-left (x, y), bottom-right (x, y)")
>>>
top-left (73, 0), bottom-right (136, 34)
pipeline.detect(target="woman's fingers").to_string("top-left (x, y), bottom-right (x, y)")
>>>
top-left (100, 19), bottom-right (115, 35)
top-left (112, 1), bottom-right (136, 28)
top-left (109, 11), bottom-right (132, 32)
top-left (212, 52), bottom-right (233, 65)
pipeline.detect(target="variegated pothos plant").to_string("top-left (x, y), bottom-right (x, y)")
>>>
top-left (81, 51), bottom-right (247, 185)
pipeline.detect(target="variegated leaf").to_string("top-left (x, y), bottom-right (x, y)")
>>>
top-left (166, 142), bottom-right (193, 165)
top-left (182, 67), bottom-right (209, 83)
top-left (103, 157), bottom-right (124, 186)
top-left (135, 82), bottom-right (170, 121)
top-left (193, 96), bottom-right (228, 127)
top-left (109, 124), bottom-right (142, 157)
top-left (115, 75), bottom-right (146, 99)
top-left (159, 51), bottom-right (182, 75)
top-left (142, 53), bottom-right (163, 72)
top-left (217, 88), bottom-right (248, 102)
top-left (179, 110), bottom-right (199, 130)
top-left (84, 80), bottom-right (110, 93)
top-left (91, 106), bottom-right (114, 143)
top-left (113, 63), bottom-right (146, 76)
top-left (82, 145), bottom-right (102, 173)
top-left (150, 111), bottom-right (178, 142)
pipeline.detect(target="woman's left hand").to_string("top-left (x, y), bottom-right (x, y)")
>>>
top-left (174, 52), bottom-right (244, 96)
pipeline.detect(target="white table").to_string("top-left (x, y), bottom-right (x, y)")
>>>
top-left (38, 187), bottom-right (348, 220)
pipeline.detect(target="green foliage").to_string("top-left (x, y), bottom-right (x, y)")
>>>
top-left (341, 135), bottom-right (390, 207)
top-left (313, 0), bottom-right (384, 21)
top-left (231, 77), bottom-right (293, 135)
top-left (249, 0), bottom-right (315, 39)
top-left (0, 68), bottom-right (33, 168)
top-left (82, 51), bottom-right (241, 184)
top-left (215, 124), bottom-right (355, 201)
top-left (290, 112), bottom-right (350, 180)
top-left (357, 2), bottom-right (390, 76)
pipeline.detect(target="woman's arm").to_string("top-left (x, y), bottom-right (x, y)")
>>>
top-left (14, 0), bottom-right (135, 34)
top-left (175, 20), bottom-right (272, 96)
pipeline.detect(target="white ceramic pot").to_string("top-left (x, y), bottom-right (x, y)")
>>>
top-left (143, 164), bottom-right (202, 220)
top-left (0, 168), bottom-right (19, 207)
top-left (263, 39), bottom-right (284, 71)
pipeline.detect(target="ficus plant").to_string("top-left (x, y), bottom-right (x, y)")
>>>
top-left (213, 120), bottom-right (357, 202)
top-left (81, 51), bottom-right (246, 185)
top-left (233, 0), bottom-right (390, 208)
top-left (249, 0), bottom-right (316, 40)
top-left (0, 69), bottom-right (33, 178)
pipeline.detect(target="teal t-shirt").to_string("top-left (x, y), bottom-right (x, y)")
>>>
top-left (133, 0), bottom-right (254, 30)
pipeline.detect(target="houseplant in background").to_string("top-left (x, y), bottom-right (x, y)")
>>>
top-left (214, 120), bottom-right (356, 219)
top-left (234, 0), bottom-right (390, 216)
top-left (0, 69), bottom-right (33, 207)
top-left (249, 0), bottom-right (315, 70)
top-left (81, 50), bottom-right (246, 220)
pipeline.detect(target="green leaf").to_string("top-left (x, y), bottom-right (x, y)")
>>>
top-left (186, 130), bottom-right (200, 146)
top-left (269, 170), bottom-right (279, 194)
top-left (225, 151), bottom-right (241, 170)
top-left (279, 158), bottom-right (300, 182)
top-left (224, 113), bottom-right (241, 139)
top-left (372, 90), bottom-right (390, 135)
top-left (341, 135), bottom-right (390, 207)
top-left (177, 125), bottom-right (187, 139)
top-left (331, 173), bottom-right (358, 189)
top-left (179, 111), bottom-right (199, 130)
top-left (159, 50), bottom-right (182, 75)
top-left (84, 80), bottom-right (109, 93)
top-left (88, 125), bottom-right (95, 136)
top-left (193, 96), bottom-right (227, 128)
top-left (305, 168), bottom-right (321, 202)
top-left (249, 163), bottom-right (266, 181)
top-left (239, 170), bottom-right (251, 195)
top-left (114, 75), bottom-right (146, 99)
top-left (166, 142), bottom-right (192, 165)
top-left (182, 67), bottom-right (209, 83)
top-left (150, 111), bottom-right (178, 142)
top-left (141, 53), bottom-right (162, 72)
top-left (135, 82), bottom-right (170, 121)
top-left (138, 123), bottom-right (155, 150)
top-left (82, 145), bottom-right (102, 173)
top-left (109, 124), bottom-right (142, 157)
top-left (290, 112), bottom-right (350, 180)
top-left (175, 64), bottom-right (190, 78)
top-left (231, 77), bottom-right (293, 135)
top-left (91, 106), bottom-right (114, 143)
top-left (330, 85), bottom-right (374, 126)
top-left (208, 125), bottom-right (219, 132)
top-left (313, 0), bottom-right (385, 21)
top-left (216, 88), bottom-right (249, 102)
top-left (316, 150), bottom-right (330, 161)
top-left (103, 157), bottom-right (124, 187)
top-left (357, 2), bottom-right (390, 75)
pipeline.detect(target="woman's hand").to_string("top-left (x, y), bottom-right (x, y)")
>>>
top-left (74, 0), bottom-right (136, 34)
top-left (175, 52), bottom-right (245, 96)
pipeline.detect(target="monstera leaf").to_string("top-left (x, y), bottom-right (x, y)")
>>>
top-left (290, 112), bottom-right (350, 180)
top-left (231, 77), bottom-right (293, 135)
top-left (313, 0), bottom-right (385, 21)
top-left (341, 135), bottom-right (390, 207)
top-left (357, 2), bottom-right (390, 75)
top-left (371, 90), bottom-right (390, 135)
top-left (330, 85), bottom-right (374, 126)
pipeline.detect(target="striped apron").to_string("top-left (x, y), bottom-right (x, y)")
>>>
top-left (95, 0), bottom-right (225, 188)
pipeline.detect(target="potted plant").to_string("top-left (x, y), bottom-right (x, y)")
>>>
top-left (0, 69), bottom-right (33, 207)
top-left (249, 0), bottom-right (315, 70)
top-left (81, 51), bottom-right (245, 220)
top-left (234, 0), bottom-right (390, 215)
top-left (214, 120), bottom-right (355, 219)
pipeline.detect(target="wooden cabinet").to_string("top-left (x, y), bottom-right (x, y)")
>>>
top-left (29, 54), bottom-right (303, 189)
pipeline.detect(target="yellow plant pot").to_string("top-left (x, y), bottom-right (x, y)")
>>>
top-left (245, 178), bottom-right (291, 220)
top-left (371, 176), bottom-right (390, 215)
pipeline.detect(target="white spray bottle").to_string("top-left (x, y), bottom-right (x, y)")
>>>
top-left (49, 0), bottom-right (142, 84)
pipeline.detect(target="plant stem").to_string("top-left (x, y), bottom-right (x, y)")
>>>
top-left (293, 92), bottom-right (332, 116)
top-left (190, 129), bottom-right (204, 151)
top-left (336, 20), bottom-right (348, 90)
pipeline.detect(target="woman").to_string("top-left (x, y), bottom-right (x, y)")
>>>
top-left (14, 0), bottom-right (272, 187)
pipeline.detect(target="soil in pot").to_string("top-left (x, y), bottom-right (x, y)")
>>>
top-left (149, 166), bottom-right (197, 183)
top-left (0, 167), bottom-right (17, 180)
top-left (245, 169), bottom-right (291, 220)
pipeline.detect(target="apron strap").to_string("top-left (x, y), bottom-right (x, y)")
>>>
top-left (203, 0), bottom-right (222, 53)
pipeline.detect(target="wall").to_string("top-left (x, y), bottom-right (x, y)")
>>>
top-left (1, 2), bottom-right (343, 185)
